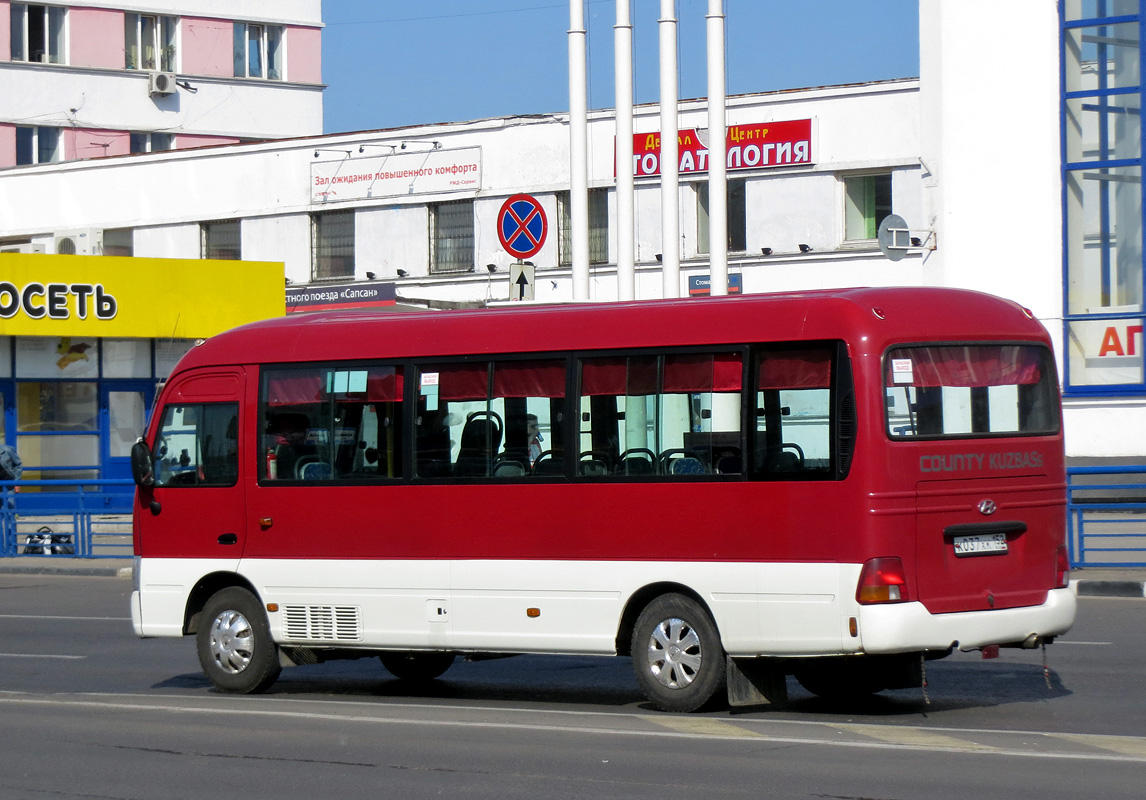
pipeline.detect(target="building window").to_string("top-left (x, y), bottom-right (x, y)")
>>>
top-left (15, 126), bottom-right (60, 165)
top-left (103, 228), bottom-right (133, 257)
top-left (312, 210), bottom-right (355, 280)
top-left (202, 220), bottom-right (241, 260)
top-left (697, 179), bottom-right (747, 254)
top-left (9, 4), bottom-right (65, 64)
top-left (559, 189), bottom-right (609, 265)
top-left (1062, 1), bottom-right (1144, 392)
top-left (234, 22), bottom-right (283, 80)
top-left (125, 13), bottom-right (177, 71)
top-left (129, 133), bottom-right (174, 154)
top-left (843, 173), bottom-right (892, 241)
top-left (430, 200), bottom-right (475, 273)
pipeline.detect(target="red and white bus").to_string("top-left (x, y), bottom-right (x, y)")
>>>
top-left (130, 287), bottom-right (1075, 711)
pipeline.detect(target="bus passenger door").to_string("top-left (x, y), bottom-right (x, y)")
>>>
top-left (135, 368), bottom-right (247, 561)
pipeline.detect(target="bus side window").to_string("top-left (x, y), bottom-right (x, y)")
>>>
top-left (153, 403), bottom-right (239, 487)
top-left (262, 365), bottom-right (403, 482)
top-left (754, 346), bottom-right (834, 478)
top-left (578, 352), bottom-right (742, 478)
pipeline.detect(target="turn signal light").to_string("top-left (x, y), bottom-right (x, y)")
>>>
top-left (857, 557), bottom-right (909, 604)
top-left (1055, 545), bottom-right (1071, 589)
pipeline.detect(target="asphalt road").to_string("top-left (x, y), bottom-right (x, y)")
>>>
top-left (1, 575), bottom-right (1144, 800)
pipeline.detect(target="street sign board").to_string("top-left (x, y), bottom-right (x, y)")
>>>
top-left (497, 194), bottom-right (547, 259)
top-left (509, 262), bottom-right (535, 302)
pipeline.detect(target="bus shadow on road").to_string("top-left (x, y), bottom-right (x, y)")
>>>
top-left (152, 653), bottom-right (1070, 717)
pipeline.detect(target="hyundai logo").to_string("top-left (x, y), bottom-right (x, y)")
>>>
top-left (977, 499), bottom-right (998, 516)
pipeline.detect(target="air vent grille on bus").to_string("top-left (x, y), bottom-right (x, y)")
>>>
top-left (837, 391), bottom-right (857, 478)
top-left (282, 605), bottom-right (361, 642)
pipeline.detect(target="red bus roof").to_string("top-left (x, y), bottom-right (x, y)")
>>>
top-left (175, 287), bottom-right (1050, 372)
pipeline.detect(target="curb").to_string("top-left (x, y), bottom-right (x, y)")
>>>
top-left (1073, 580), bottom-right (1146, 598)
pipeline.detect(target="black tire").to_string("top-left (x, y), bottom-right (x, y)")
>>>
top-left (631, 594), bottom-right (726, 712)
top-left (196, 587), bottom-right (281, 694)
top-left (380, 651), bottom-right (455, 682)
top-left (794, 658), bottom-right (886, 700)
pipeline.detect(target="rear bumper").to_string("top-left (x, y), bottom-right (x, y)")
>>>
top-left (858, 587), bottom-right (1077, 654)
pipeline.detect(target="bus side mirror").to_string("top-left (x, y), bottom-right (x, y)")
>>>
top-left (131, 439), bottom-right (155, 488)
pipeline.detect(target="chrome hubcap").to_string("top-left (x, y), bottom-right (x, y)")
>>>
top-left (209, 609), bottom-right (254, 675)
top-left (646, 617), bottom-right (702, 689)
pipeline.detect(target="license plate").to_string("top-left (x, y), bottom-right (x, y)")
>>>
top-left (953, 533), bottom-right (1008, 557)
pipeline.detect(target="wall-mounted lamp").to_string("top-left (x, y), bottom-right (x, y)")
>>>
top-left (654, 253), bottom-right (663, 262)
top-left (798, 244), bottom-right (813, 253)
top-left (523, 261), bottom-right (534, 267)
top-left (910, 237), bottom-right (923, 247)
top-left (365, 271), bottom-right (376, 280)
top-left (760, 247), bottom-right (772, 256)
top-left (285, 278), bottom-right (293, 286)
top-left (396, 269), bottom-right (409, 278)
top-left (313, 148), bottom-right (352, 159)
top-left (486, 264), bottom-right (497, 274)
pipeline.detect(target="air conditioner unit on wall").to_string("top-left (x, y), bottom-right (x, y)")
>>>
top-left (148, 71), bottom-right (176, 96)
top-left (54, 230), bottom-right (103, 256)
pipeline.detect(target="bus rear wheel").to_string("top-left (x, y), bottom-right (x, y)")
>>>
top-left (380, 652), bottom-right (456, 682)
top-left (631, 594), bottom-right (726, 712)
top-left (196, 587), bottom-right (281, 694)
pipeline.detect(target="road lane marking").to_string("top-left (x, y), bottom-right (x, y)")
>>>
top-left (0, 614), bottom-right (130, 621)
top-left (1051, 733), bottom-right (1146, 758)
top-left (0, 653), bottom-right (86, 660)
top-left (643, 716), bottom-right (766, 738)
top-left (833, 723), bottom-right (995, 752)
top-left (1, 693), bottom-right (1144, 764)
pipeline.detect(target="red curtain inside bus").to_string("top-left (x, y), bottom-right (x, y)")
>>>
top-left (581, 354), bottom-right (742, 395)
top-left (432, 360), bottom-right (566, 401)
top-left (267, 367), bottom-right (404, 405)
top-left (757, 349), bottom-right (832, 390)
top-left (885, 345), bottom-right (1043, 388)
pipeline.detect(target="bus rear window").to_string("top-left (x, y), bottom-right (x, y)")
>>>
top-left (885, 345), bottom-right (1059, 439)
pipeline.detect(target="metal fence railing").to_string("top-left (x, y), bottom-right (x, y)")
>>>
top-left (1, 480), bottom-right (135, 559)
top-left (1066, 466), bottom-right (1146, 568)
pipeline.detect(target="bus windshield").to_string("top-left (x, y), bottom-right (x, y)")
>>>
top-left (885, 344), bottom-right (1059, 439)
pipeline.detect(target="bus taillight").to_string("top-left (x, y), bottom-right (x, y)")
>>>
top-left (857, 557), bottom-right (910, 604)
top-left (1055, 545), bottom-right (1071, 589)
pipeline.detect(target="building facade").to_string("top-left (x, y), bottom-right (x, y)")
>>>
top-left (1, 0), bottom-right (1145, 480)
top-left (0, 0), bottom-right (323, 174)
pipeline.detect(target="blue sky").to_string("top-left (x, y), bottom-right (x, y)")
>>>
top-left (320, 0), bottom-right (919, 135)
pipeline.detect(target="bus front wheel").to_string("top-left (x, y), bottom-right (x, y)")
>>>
top-left (631, 594), bottom-right (726, 712)
top-left (196, 587), bottom-right (281, 694)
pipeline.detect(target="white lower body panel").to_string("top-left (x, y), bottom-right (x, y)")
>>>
top-left (857, 588), bottom-right (1077, 654)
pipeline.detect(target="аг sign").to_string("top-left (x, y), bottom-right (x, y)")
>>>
top-left (497, 194), bottom-right (547, 259)
top-left (627, 118), bottom-right (813, 177)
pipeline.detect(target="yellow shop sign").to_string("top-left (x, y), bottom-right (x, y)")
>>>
top-left (0, 253), bottom-right (285, 338)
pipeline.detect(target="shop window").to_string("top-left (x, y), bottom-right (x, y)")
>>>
top-left (430, 200), bottom-right (475, 274)
top-left (414, 359), bottom-right (567, 479)
top-left (1062, 5), bottom-right (1145, 391)
top-left (234, 22), bottom-right (283, 80)
top-left (261, 365), bottom-right (404, 481)
top-left (843, 173), bottom-right (892, 241)
top-left (312, 210), bottom-right (355, 280)
top-left (202, 219), bottom-right (241, 261)
top-left (17, 382), bottom-right (98, 432)
top-left (125, 13), bottom-right (177, 71)
top-left (102, 340), bottom-right (152, 379)
top-left (697, 179), bottom-right (747, 254)
top-left (15, 126), bottom-right (60, 165)
top-left (103, 228), bottom-right (133, 257)
top-left (9, 4), bottom-right (65, 64)
top-left (558, 189), bottom-right (609, 265)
